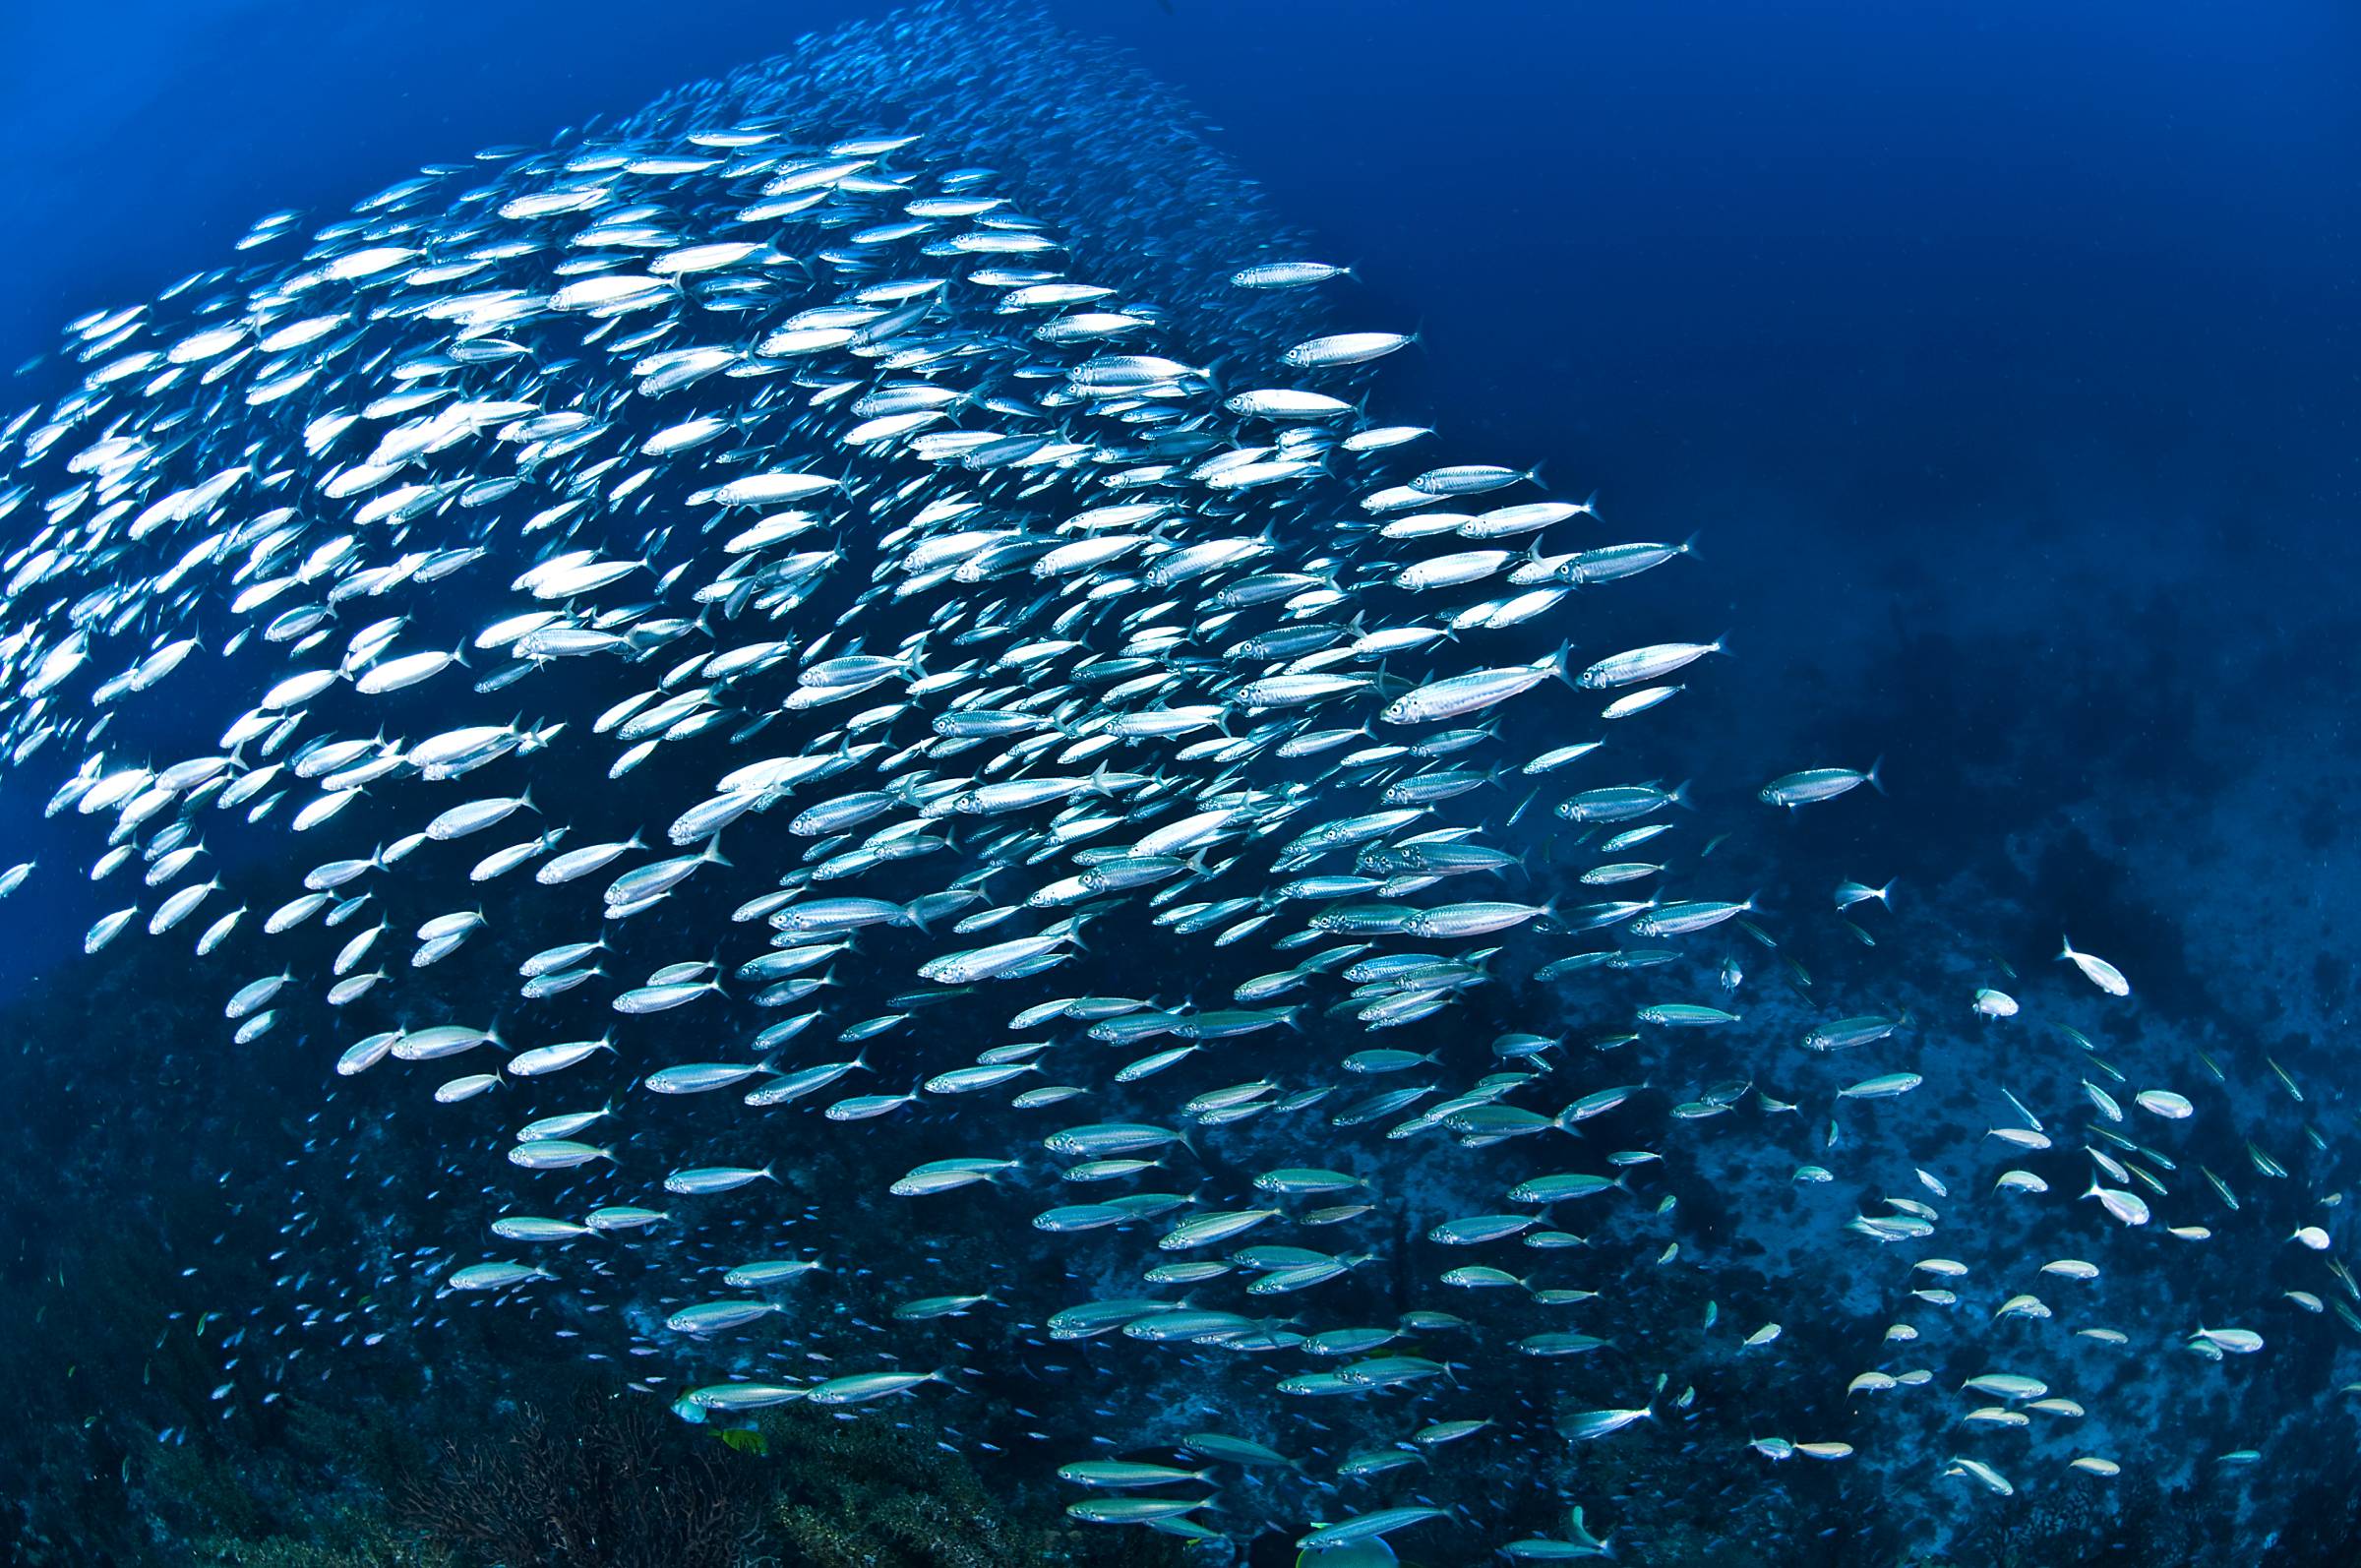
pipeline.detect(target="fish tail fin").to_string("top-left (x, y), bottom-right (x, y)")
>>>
top-left (1866, 754), bottom-right (1886, 794)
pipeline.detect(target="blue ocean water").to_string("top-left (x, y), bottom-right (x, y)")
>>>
top-left (0, 2), bottom-right (2352, 1563)
top-left (0, 2), bottom-right (2350, 986)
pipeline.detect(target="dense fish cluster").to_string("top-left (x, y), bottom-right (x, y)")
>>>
top-left (0, 2), bottom-right (2349, 1559)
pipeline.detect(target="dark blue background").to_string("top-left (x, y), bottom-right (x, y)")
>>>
top-left (2, 2), bottom-right (2351, 625)
top-left (0, 15), bottom-right (2352, 1555)
top-left (0, 0), bottom-right (2351, 960)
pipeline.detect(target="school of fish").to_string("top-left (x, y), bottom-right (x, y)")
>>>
top-left (0, 2), bottom-right (2347, 1558)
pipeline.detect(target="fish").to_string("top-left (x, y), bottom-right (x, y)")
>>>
top-left (1575, 639), bottom-right (1723, 690)
top-left (1760, 760), bottom-right (1882, 808)
top-left (0, 5), bottom-right (2303, 1560)
top-left (2058, 935), bottom-right (2132, 996)
top-left (446, 1262), bottom-right (553, 1292)
top-left (1838, 1072), bottom-right (1923, 1100)
top-left (1563, 1407), bottom-right (1654, 1441)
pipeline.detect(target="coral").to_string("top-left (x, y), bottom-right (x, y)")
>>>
top-left (395, 1387), bottom-right (764, 1568)
top-left (757, 1407), bottom-right (1181, 1568)
top-left (189, 1514), bottom-right (456, 1568)
top-left (1939, 1472), bottom-right (2229, 1568)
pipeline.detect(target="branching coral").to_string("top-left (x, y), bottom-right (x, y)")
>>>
top-left (396, 1388), bottom-right (763, 1568)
